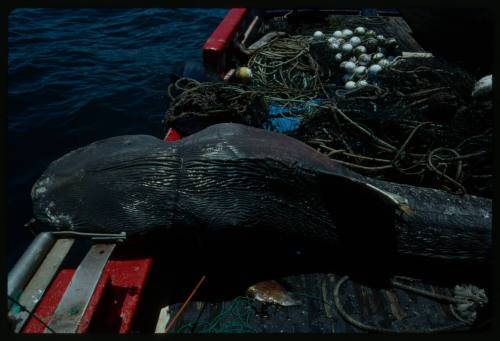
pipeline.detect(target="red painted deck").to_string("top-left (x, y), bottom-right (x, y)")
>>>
top-left (23, 269), bottom-right (75, 333)
top-left (22, 253), bottom-right (153, 334)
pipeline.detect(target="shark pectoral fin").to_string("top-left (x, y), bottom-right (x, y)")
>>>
top-left (246, 280), bottom-right (301, 307)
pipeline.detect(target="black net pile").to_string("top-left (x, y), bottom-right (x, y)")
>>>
top-left (299, 57), bottom-right (492, 197)
top-left (163, 78), bottom-right (268, 136)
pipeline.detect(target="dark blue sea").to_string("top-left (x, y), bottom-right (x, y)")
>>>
top-left (7, 8), bottom-right (228, 269)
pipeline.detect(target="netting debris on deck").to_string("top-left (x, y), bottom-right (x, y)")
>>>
top-left (162, 273), bottom-right (486, 333)
top-left (164, 49), bottom-right (492, 198)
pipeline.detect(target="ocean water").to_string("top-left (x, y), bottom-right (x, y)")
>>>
top-left (7, 8), bottom-right (228, 269)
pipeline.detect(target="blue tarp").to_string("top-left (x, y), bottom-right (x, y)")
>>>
top-left (264, 116), bottom-right (302, 133)
top-left (264, 99), bottom-right (321, 133)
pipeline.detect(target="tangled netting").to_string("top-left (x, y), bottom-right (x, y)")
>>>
top-left (301, 57), bottom-right (492, 197)
top-left (163, 74), bottom-right (319, 136)
top-left (163, 78), bottom-right (268, 136)
top-left (164, 35), bottom-right (492, 198)
top-left (248, 35), bottom-right (323, 91)
top-left (170, 275), bottom-right (487, 333)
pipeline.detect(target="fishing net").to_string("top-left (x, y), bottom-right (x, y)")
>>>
top-left (172, 296), bottom-right (256, 333)
top-left (163, 30), bottom-right (492, 198)
top-left (163, 73), bottom-right (319, 136)
top-left (163, 78), bottom-right (268, 136)
top-left (248, 35), bottom-right (322, 91)
top-left (300, 56), bottom-right (493, 197)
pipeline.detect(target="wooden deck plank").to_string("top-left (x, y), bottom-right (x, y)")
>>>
top-left (384, 288), bottom-right (406, 321)
top-left (369, 287), bottom-right (393, 329)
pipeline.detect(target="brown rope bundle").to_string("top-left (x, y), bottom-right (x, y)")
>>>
top-left (248, 35), bottom-right (324, 91)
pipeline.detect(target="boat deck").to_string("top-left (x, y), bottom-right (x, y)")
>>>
top-left (164, 273), bottom-right (467, 333)
top-left (150, 12), bottom-right (487, 334)
top-left (129, 230), bottom-right (487, 334)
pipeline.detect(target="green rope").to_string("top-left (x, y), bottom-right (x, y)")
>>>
top-left (173, 296), bottom-right (256, 334)
top-left (8, 295), bottom-right (56, 333)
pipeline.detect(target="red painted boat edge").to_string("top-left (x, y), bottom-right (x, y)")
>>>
top-left (203, 8), bottom-right (248, 72)
top-left (164, 127), bottom-right (181, 142)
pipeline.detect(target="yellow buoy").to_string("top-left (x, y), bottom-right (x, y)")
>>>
top-left (235, 67), bottom-right (252, 83)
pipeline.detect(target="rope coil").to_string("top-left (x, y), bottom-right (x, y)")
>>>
top-left (333, 275), bottom-right (487, 333)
